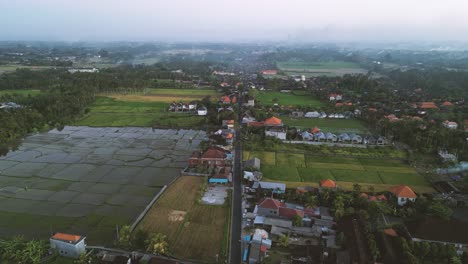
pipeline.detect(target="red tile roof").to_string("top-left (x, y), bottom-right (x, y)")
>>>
top-left (376, 194), bottom-right (387, 201)
top-left (226, 133), bottom-right (233, 139)
top-left (384, 228), bottom-right (398, 237)
top-left (335, 103), bottom-right (343, 107)
top-left (442, 101), bottom-right (454, 107)
top-left (259, 198), bottom-right (283, 209)
top-left (320, 179), bottom-right (336, 188)
top-left (201, 147), bottom-right (226, 160)
top-left (220, 96), bottom-right (231, 103)
top-left (261, 70), bottom-right (277, 75)
top-left (247, 121), bottom-right (265, 127)
top-left (389, 185), bottom-right (416, 198)
top-left (51, 233), bottom-right (82, 242)
top-left (264, 116), bottom-right (283, 126)
top-left (225, 120), bottom-right (235, 124)
top-left (311, 126), bottom-right (321, 134)
top-left (419, 102), bottom-right (438, 109)
top-left (279, 207), bottom-right (304, 219)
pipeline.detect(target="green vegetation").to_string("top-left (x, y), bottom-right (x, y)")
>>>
top-left (277, 60), bottom-right (361, 70)
top-left (282, 117), bottom-right (368, 133)
top-left (0, 89), bottom-right (41, 96)
top-left (75, 97), bottom-right (206, 127)
top-left (257, 91), bottom-right (323, 107)
top-left (244, 151), bottom-right (432, 193)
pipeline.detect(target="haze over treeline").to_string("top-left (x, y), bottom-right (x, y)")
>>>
top-left (1, 0), bottom-right (468, 43)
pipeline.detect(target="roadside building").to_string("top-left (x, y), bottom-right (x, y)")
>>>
top-left (389, 185), bottom-right (417, 205)
top-left (49, 233), bottom-right (86, 258)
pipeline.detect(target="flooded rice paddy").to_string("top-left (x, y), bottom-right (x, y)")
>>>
top-left (0, 126), bottom-right (205, 244)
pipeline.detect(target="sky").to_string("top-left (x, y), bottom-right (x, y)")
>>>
top-left (1, 0), bottom-right (468, 43)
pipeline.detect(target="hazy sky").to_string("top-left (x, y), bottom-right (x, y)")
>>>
top-left (1, 0), bottom-right (468, 42)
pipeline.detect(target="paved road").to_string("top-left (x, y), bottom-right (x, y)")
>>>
top-left (229, 85), bottom-right (244, 264)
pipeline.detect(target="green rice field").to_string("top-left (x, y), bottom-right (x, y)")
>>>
top-left (75, 97), bottom-right (206, 128)
top-left (244, 151), bottom-right (433, 193)
top-left (282, 117), bottom-right (368, 133)
top-left (276, 60), bottom-right (368, 77)
top-left (257, 91), bottom-right (323, 107)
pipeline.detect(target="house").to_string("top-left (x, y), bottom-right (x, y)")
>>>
top-left (220, 82), bottom-right (229, 87)
top-left (244, 157), bottom-right (261, 170)
top-left (349, 134), bottom-right (362, 144)
top-left (50, 233), bottom-right (86, 258)
top-left (325, 132), bottom-right (337, 142)
top-left (257, 198), bottom-right (305, 219)
top-left (252, 181), bottom-right (286, 194)
top-left (442, 101), bottom-right (454, 107)
top-left (438, 150), bottom-right (458, 163)
top-left (246, 97), bottom-right (255, 107)
top-left (265, 127), bottom-right (287, 140)
top-left (261, 70), bottom-right (277, 75)
top-left (290, 111), bottom-right (304, 118)
top-left (301, 131), bottom-right (314, 141)
top-left (189, 146), bottom-right (228, 168)
top-left (209, 166), bottom-right (231, 184)
top-left (264, 116), bottom-right (283, 127)
top-left (188, 101), bottom-right (197, 110)
top-left (222, 120), bottom-right (235, 129)
top-left (197, 106), bottom-right (207, 116)
top-left (0, 102), bottom-right (22, 109)
top-left (311, 126), bottom-right (321, 134)
top-left (339, 133), bottom-right (351, 143)
top-left (364, 135), bottom-right (377, 145)
top-left (389, 185), bottom-right (416, 205)
top-left (419, 102), bottom-right (438, 109)
top-left (377, 136), bottom-right (387, 145)
top-left (225, 133), bottom-right (234, 144)
top-left (315, 131), bottom-right (326, 141)
top-left (242, 113), bottom-right (256, 124)
top-left (443, 120), bottom-right (458, 129)
top-left (360, 193), bottom-right (387, 202)
top-left (68, 68), bottom-right (99, 74)
top-left (244, 171), bottom-right (263, 181)
top-left (305, 111), bottom-right (320, 118)
top-left (213, 71), bottom-right (235, 76)
top-left (320, 179), bottom-right (336, 189)
top-left (329, 93), bottom-right (343, 101)
top-left (220, 96), bottom-right (231, 104)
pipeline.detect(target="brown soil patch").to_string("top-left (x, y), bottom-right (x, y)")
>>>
top-left (168, 210), bottom-right (186, 222)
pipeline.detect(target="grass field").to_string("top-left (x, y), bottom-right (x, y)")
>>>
top-left (137, 176), bottom-right (229, 263)
top-left (0, 65), bottom-right (56, 74)
top-left (244, 151), bottom-right (433, 193)
top-left (0, 89), bottom-right (41, 96)
top-left (75, 97), bottom-right (206, 127)
top-left (258, 91), bottom-right (323, 107)
top-left (276, 60), bottom-right (367, 77)
top-left (102, 88), bottom-right (219, 103)
top-left (282, 117), bottom-right (368, 133)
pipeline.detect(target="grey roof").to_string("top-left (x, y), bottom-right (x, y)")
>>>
top-left (254, 181), bottom-right (286, 192)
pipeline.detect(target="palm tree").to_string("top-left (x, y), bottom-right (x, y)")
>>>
top-left (145, 233), bottom-right (169, 255)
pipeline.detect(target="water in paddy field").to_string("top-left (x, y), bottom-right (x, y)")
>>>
top-left (0, 126), bottom-right (206, 242)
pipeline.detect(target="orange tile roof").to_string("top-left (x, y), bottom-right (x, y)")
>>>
top-left (264, 116), bottom-right (283, 126)
top-left (225, 120), bottom-right (235, 124)
top-left (226, 133), bottom-right (233, 139)
top-left (259, 198), bottom-right (283, 209)
top-left (51, 233), bottom-right (82, 242)
top-left (247, 121), bottom-right (264, 127)
top-left (389, 185), bottom-right (416, 198)
top-left (220, 96), bottom-right (231, 103)
top-left (419, 102), bottom-right (438, 109)
top-left (320, 179), bottom-right (336, 188)
top-left (311, 126), bottom-right (321, 134)
top-left (442, 101), bottom-right (454, 107)
top-left (261, 70), bottom-right (277, 75)
top-left (360, 193), bottom-right (368, 198)
top-left (335, 103), bottom-right (343, 107)
top-left (384, 228), bottom-right (398, 237)
top-left (376, 194), bottom-right (387, 201)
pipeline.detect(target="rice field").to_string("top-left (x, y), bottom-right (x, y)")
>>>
top-left (0, 126), bottom-right (206, 245)
top-left (137, 176), bottom-right (229, 263)
top-left (257, 91), bottom-right (323, 107)
top-left (243, 151), bottom-right (433, 193)
top-left (276, 60), bottom-right (368, 77)
top-left (75, 97), bottom-right (207, 128)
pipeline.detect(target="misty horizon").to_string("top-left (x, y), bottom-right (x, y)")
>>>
top-left (1, 0), bottom-right (468, 43)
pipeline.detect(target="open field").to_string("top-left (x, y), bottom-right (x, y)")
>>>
top-left (282, 117), bottom-right (368, 134)
top-left (0, 65), bottom-right (57, 74)
top-left (137, 176), bottom-right (229, 263)
top-left (75, 97), bottom-right (207, 128)
top-left (244, 151), bottom-right (433, 193)
top-left (102, 88), bottom-right (220, 103)
top-left (0, 126), bottom-right (205, 245)
top-left (0, 89), bottom-right (41, 96)
top-left (277, 60), bottom-right (368, 77)
top-left (257, 91), bottom-right (323, 107)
